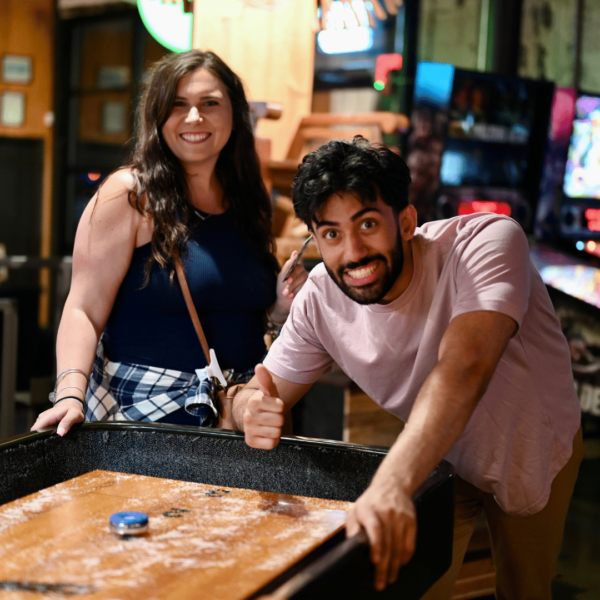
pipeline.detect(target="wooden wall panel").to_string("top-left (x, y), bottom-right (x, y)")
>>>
top-left (579, 0), bottom-right (600, 92)
top-left (0, 0), bottom-right (54, 139)
top-left (0, 0), bottom-right (55, 325)
top-left (417, 0), bottom-right (482, 71)
top-left (519, 0), bottom-right (577, 86)
top-left (79, 27), bottom-right (132, 89)
top-left (519, 0), bottom-right (600, 92)
top-left (192, 0), bottom-right (316, 161)
top-left (344, 385), bottom-right (405, 448)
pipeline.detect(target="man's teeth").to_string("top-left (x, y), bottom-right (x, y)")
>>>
top-left (346, 264), bottom-right (377, 279)
top-left (181, 133), bottom-right (209, 142)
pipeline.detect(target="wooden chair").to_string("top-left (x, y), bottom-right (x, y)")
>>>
top-left (286, 111), bottom-right (409, 160)
top-left (267, 111), bottom-right (409, 200)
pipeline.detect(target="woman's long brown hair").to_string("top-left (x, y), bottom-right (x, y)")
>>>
top-left (129, 50), bottom-right (279, 280)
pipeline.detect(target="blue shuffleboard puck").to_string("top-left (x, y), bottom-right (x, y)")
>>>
top-left (109, 512), bottom-right (149, 536)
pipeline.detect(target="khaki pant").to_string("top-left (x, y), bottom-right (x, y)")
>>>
top-left (423, 428), bottom-right (584, 600)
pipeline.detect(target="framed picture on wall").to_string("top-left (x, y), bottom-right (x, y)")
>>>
top-left (97, 66), bottom-right (131, 89)
top-left (101, 101), bottom-right (127, 134)
top-left (2, 55), bottom-right (33, 84)
top-left (1, 91), bottom-right (26, 127)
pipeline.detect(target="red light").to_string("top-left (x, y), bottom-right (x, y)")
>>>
top-left (458, 201), bottom-right (511, 217)
top-left (88, 172), bottom-right (101, 182)
top-left (586, 241), bottom-right (597, 252)
top-left (375, 53), bottom-right (402, 90)
top-left (585, 209), bottom-right (600, 232)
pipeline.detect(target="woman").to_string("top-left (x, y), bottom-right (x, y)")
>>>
top-left (32, 50), bottom-right (306, 436)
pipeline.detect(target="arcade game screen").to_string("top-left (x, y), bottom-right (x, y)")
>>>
top-left (556, 94), bottom-right (600, 255)
top-left (563, 95), bottom-right (600, 201)
top-left (441, 75), bottom-right (534, 189)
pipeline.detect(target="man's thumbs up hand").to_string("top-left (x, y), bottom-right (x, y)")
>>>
top-left (255, 364), bottom-right (278, 398)
top-left (244, 364), bottom-right (286, 450)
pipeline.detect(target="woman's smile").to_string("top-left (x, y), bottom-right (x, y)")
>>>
top-left (179, 132), bottom-right (211, 143)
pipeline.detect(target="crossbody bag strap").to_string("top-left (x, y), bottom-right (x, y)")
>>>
top-left (174, 252), bottom-right (211, 364)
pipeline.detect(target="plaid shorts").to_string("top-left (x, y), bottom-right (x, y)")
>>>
top-left (85, 340), bottom-right (254, 426)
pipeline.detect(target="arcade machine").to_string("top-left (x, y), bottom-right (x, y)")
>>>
top-left (529, 91), bottom-right (600, 441)
top-left (530, 90), bottom-right (600, 315)
top-left (406, 62), bottom-right (554, 230)
top-left (554, 93), bottom-right (600, 255)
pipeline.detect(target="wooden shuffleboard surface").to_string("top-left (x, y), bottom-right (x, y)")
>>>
top-left (0, 470), bottom-right (352, 599)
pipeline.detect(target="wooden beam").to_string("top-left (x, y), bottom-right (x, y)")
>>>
top-left (192, 0), bottom-right (316, 161)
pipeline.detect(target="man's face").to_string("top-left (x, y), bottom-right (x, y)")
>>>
top-left (311, 192), bottom-right (413, 305)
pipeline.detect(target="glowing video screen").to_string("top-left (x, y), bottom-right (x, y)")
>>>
top-left (563, 95), bottom-right (600, 200)
top-left (530, 245), bottom-right (600, 309)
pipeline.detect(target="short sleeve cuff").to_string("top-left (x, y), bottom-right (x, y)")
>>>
top-left (451, 299), bottom-right (524, 329)
top-left (263, 356), bottom-right (325, 385)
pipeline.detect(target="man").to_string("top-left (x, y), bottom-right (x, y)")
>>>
top-left (231, 137), bottom-right (582, 598)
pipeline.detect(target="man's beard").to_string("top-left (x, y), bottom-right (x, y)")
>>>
top-left (324, 234), bottom-right (404, 305)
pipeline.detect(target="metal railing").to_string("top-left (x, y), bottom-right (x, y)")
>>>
top-left (0, 256), bottom-right (73, 339)
top-left (0, 256), bottom-right (72, 439)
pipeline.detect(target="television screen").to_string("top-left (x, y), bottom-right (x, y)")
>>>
top-left (563, 95), bottom-right (600, 200)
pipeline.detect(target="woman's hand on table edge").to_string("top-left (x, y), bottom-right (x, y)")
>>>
top-left (31, 400), bottom-right (85, 437)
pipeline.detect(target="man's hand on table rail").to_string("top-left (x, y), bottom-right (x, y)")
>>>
top-left (346, 477), bottom-right (417, 591)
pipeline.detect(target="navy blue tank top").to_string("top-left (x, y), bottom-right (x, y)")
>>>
top-left (103, 211), bottom-right (276, 374)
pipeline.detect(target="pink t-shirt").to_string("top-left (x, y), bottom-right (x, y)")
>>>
top-left (265, 214), bottom-right (581, 516)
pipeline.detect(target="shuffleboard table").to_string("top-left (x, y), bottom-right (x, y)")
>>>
top-left (0, 423), bottom-right (455, 599)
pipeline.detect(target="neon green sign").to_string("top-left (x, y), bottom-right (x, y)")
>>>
top-left (138, 0), bottom-right (193, 53)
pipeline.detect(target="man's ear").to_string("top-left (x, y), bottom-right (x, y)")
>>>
top-left (399, 204), bottom-right (417, 241)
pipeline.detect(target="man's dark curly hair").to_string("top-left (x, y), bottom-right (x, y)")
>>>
top-left (291, 136), bottom-right (412, 228)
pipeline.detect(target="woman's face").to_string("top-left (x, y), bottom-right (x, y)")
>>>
top-left (161, 67), bottom-right (234, 170)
